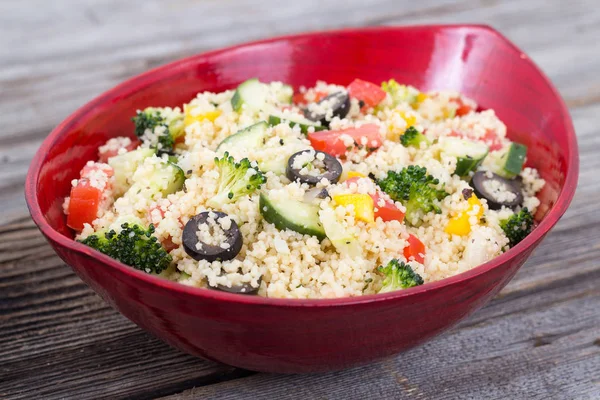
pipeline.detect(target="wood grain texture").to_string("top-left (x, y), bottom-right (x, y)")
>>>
top-left (1, 0), bottom-right (599, 399)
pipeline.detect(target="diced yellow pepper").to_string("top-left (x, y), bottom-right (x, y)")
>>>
top-left (412, 92), bottom-right (429, 109)
top-left (445, 194), bottom-right (484, 236)
top-left (468, 195), bottom-right (484, 219)
top-left (333, 194), bottom-right (374, 223)
top-left (398, 111), bottom-right (417, 128)
top-left (184, 105), bottom-right (222, 126)
top-left (387, 111), bottom-right (418, 140)
top-left (445, 213), bottom-right (471, 236)
top-left (346, 171), bottom-right (366, 179)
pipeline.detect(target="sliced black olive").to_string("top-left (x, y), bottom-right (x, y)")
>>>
top-left (286, 150), bottom-right (343, 185)
top-left (211, 276), bottom-right (262, 295)
top-left (182, 211), bottom-right (242, 262)
top-left (470, 171), bottom-right (523, 210)
top-left (303, 91), bottom-right (350, 126)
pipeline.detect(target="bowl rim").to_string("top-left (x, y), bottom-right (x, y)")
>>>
top-left (25, 24), bottom-right (579, 307)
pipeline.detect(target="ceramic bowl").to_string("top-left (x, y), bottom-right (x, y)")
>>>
top-left (25, 25), bottom-right (578, 373)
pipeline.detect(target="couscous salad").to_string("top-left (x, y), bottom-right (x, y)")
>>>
top-left (64, 78), bottom-right (544, 298)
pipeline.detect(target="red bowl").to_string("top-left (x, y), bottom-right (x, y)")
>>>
top-left (25, 25), bottom-right (578, 373)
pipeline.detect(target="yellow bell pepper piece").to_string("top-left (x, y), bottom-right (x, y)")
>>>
top-left (398, 111), bottom-right (417, 127)
top-left (445, 194), bottom-right (484, 236)
top-left (184, 105), bottom-right (222, 126)
top-left (333, 194), bottom-right (374, 223)
top-left (412, 92), bottom-right (429, 109)
top-left (468, 195), bottom-right (484, 219)
top-left (346, 171), bottom-right (366, 179)
top-left (445, 213), bottom-right (471, 236)
top-left (387, 111), bottom-right (418, 140)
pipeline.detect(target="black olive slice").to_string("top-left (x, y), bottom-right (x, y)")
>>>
top-left (286, 150), bottom-right (343, 185)
top-left (182, 211), bottom-right (242, 262)
top-left (212, 276), bottom-right (263, 295)
top-left (471, 171), bottom-right (523, 210)
top-left (303, 91), bottom-right (350, 126)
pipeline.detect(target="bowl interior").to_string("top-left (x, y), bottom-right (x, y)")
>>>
top-left (30, 25), bottom-right (576, 245)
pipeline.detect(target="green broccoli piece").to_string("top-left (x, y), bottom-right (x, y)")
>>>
top-left (500, 207), bottom-right (534, 247)
top-left (377, 165), bottom-right (448, 226)
top-left (206, 152), bottom-right (266, 208)
top-left (80, 222), bottom-right (172, 274)
top-left (381, 79), bottom-right (419, 107)
top-left (378, 259), bottom-right (424, 293)
top-left (400, 126), bottom-right (430, 148)
top-left (132, 107), bottom-right (184, 155)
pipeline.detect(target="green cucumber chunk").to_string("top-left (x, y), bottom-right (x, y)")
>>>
top-left (497, 142), bottom-right (527, 178)
top-left (259, 192), bottom-right (325, 240)
top-left (268, 114), bottom-right (325, 134)
top-left (276, 84), bottom-right (294, 104)
top-left (318, 208), bottom-right (361, 257)
top-left (108, 147), bottom-right (156, 196)
top-left (441, 137), bottom-right (489, 176)
top-left (157, 161), bottom-right (185, 195)
top-left (127, 157), bottom-right (185, 199)
top-left (231, 78), bottom-right (267, 112)
top-left (216, 121), bottom-right (269, 153)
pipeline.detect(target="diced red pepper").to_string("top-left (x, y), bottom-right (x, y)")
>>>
top-left (344, 177), bottom-right (405, 223)
top-left (67, 179), bottom-right (102, 231)
top-left (347, 79), bottom-right (386, 108)
top-left (482, 129), bottom-right (504, 151)
top-left (161, 235), bottom-right (179, 252)
top-left (449, 129), bottom-right (503, 152)
top-left (293, 90), bottom-right (328, 105)
top-left (308, 123), bottom-right (382, 157)
top-left (455, 98), bottom-right (474, 117)
top-left (147, 203), bottom-right (166, 223)
top-left (371, 192), bottom-right (405, 223)
top-left (67, 162), bottom-right (114, 231)
top-left (403, 234), bottom-right (426, 264)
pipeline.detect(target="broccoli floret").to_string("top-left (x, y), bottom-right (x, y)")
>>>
top-left (377, 165), bottom-right (448, 226)
top-left (378, 259), bottom-right (424, 293)
top-left (400, 126), bottom-right (430, 148)
top-left (500, 207), bottom-right (534, 247)
top-left (132, 107), bottom-right (184, 155)
top-left (80, 223), bottom-right (172, 274)
top-left (206, 152), bottom-right (266, 208)
top-left (381, 79), bottom-right (419, 107)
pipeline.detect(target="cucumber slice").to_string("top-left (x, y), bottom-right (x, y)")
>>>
top-left (231, 78), bottom-right (267, 112)
top-left (276, 84), bottom-right (294, 104)
top-left (127, 158), bottom-right (185, 199)
top-left (216, 121), bottom-right (269, 153)
top-left (441, 137), bottom-right (489, 176)
top-left (158, 161), bottom-right (185, 195)
top-left (257, 152), bottom-right (289, 176)
top-left (496, 142), bottom-right (527, 178)
top-left (108, 147), bottom-right (156, 196)
top-left (259, 192), bottom-right (325, 240)
top-left (268, 114), bottom-right (325, 134)
top-left (318, 208), bottom-right (362, 257)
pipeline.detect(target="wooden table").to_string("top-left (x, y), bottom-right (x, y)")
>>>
top-left (2, 1), bottom-right (599, 398)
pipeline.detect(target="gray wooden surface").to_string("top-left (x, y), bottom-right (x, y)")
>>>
top-left (1, 0), bottom-right (599, 399)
